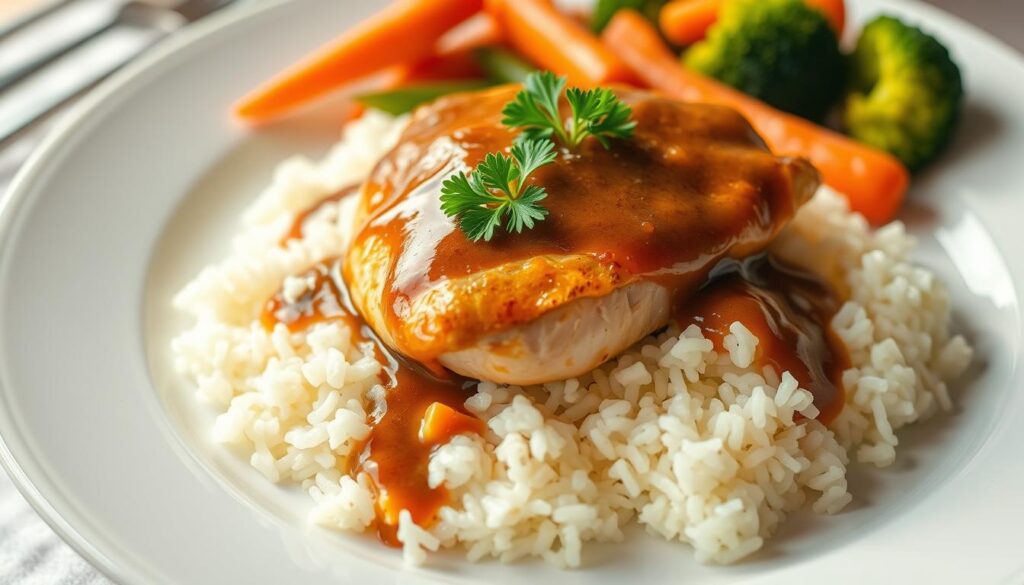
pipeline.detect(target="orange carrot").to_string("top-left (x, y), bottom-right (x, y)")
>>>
top-left (420, 402), bottom-right (485, 445)
top-left (659, 0), bottom-right (845, 46)
top-left (486, 0), bottom-right (634, 86)
top-left (435, 12), bottom-right (504, 55)
top-left (235, 0), bottom-right (483, 122)
top-left (604, 10), bottom-right (907, 224)
top-left (660, 0), bottom-right (721, 46)
top-left (392, 12), bottom-right (504, 83)
top-left (395, 52), bottom-right (484, 83)
top-left (343, 102), bottom-right (368, 123)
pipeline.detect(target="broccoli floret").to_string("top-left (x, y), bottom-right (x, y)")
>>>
top-left (684, 0), bottom-right (845, 120)
top-left (844, 15), bottom-right (963, 171)
top-left (591, 0), bottom-right (667, 32)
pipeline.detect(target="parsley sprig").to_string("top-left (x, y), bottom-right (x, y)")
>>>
top-left (441, 72), bottom-right (635, 242)
top-left (440, 138), bottom-right (557, 242)
top-left (502, 71), bottom-right (636, 148)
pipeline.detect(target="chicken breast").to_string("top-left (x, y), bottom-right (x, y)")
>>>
top-left (344, 86), bottom-right (819, 384)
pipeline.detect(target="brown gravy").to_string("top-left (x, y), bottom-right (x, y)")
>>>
top-left (279, 184), bottom-right (359, 246)
top-left (261, 260), bottom-right (482, 545)
top-left (260, 252), bottom-right (848, 544)
top-left (263, 86), bottom-right (845, 544)
top-left (676, 255), bottom-right (848, 424)
top-left (344, 85), bottom-right (817, 361)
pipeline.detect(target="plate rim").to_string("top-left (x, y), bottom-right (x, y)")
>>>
top-left (0, 0), bottom-right (1022, 583)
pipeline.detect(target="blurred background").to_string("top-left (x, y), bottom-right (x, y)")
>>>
top-left (0, 0), bottom-right (1018, 583)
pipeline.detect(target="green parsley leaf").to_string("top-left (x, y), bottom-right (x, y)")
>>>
top-left (441, 74), bottom-right (636, 242)
top-left (565, 87), bottom-right (637, 148)
top-left (502, 71), bottom-right (567, 143)
top-left (440, 138), bottom-right (556, 242)
top-left (502, 71), bottom-right (637, 148)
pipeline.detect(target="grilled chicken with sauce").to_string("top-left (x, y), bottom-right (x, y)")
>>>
top-left (342, 86), bottom-right (820, 385)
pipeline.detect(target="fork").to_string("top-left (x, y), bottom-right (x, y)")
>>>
top-left (0, 0), bottom-right (233, 144)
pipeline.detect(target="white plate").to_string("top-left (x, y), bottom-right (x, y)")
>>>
top-left (1, 0), bottom-right (1023, 583)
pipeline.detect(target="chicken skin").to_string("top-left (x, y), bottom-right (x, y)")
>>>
top-left (343, 86), bottom-right (819, 384)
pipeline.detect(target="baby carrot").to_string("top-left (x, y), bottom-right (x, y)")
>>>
top-left (434, 12), bottom-right (504, 55)
top-left (391, 12), bottom-right (506, 84)
top-left (234, 0), bottom-right (483, 122)
top-left (394, 52), bottom-right (485, 84)
top-left (603, 10), bottom-right (908, 224)
top-left (419, 402), bottom-right (484, 445)
top-left (660, 0), bottom-right (721, 46)
top-left (486, 0), bottom-right (634, 86)
top-left (659, 0), bottom-right (845, 46)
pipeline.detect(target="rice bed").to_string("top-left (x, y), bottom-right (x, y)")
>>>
top-left (171, 113), bottom-right (972, 567)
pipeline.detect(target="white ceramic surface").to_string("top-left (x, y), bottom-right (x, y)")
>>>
top-left (1, 0), bottom-right (1023, 583)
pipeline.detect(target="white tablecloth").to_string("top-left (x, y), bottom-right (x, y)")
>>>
top-left (0, 1), bottom-right (1020, 583)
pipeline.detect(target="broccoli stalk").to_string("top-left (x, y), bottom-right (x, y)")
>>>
top-left (844, 16), bottom-right (964, 171)
top-left (684, 0), bottom-right (846, 121)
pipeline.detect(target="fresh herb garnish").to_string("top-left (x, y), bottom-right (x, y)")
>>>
top-left (502, 71), bottom-right (637, 148)
top-left (440, 138), bottom-right (557, 242)
top-left (442, 72), bottom-right (636, 241)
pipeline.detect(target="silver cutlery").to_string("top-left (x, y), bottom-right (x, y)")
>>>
top-left (0, 0), bottom-right (233, 145)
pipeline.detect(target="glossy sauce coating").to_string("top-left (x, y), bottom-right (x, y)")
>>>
top-left (344, 85), bottom-right (817, 361)
top-left (260, 251), bottom-right (848, 545)
top-left (279, 184), bottom-right (358, 245)
top-left (266, 86), bottom-right (843, 543)
top-left (261, 260), bottom-right (482, 545)
top-left (676, 255), bottom-right (849, 424)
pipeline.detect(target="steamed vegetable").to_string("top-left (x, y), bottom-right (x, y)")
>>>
top-left (394, 52), bottom-right (483, 84)
top-left (472, 47), bottom-right (536, 83)
top-left (486, 0), bottom-right (634, 86)
top-left (659, 0), bottom-right (721, 45)
top-left (844, 15), bottom-right (964, 171)
top-left (591, 0), bottom-right (668, 32)
top-left (434, 12), bottom-right (503, 55)
top-left (804, 0), bottom-right (845, 35)
top-left (234, 0), bottom-right (483, 122)
top-left (357, 46), bottom-right (534, 116)
top-left (602, 9), bottom-right (909, 224)
top-left (684, 0), bottom-right (845, 120)
top-left (355, 80), bottom-right (494, 115)
top-left (420, 402), bottom-right (483, 444)
top-left (660, 0), bottom-right (845, 46)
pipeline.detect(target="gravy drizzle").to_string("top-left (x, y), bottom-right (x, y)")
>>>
top-left (260, 86), bottom-right (849, 544)
top-left (261, 259), bottom-right (483, 545)
top-left (279, 184), bottom-right (359, 246)
top-left (344, 86), bottom-right (819, 362)
top-left (260, 251), bottom-right (849, 544)
top-left (675, 255), bottom-right (849, 424)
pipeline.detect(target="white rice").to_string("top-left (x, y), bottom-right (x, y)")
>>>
top-left (172, 112), bottom-right (972, 568)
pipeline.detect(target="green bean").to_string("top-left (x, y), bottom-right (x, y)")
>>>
top-left (355, 79), bottom-right (494, 115)
top-left (472, 47), bottom-right (537, 83)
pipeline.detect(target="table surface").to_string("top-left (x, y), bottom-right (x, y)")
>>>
top-left (0, 1), bottom-right (1020, 584)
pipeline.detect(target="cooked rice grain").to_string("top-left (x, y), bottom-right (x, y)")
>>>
top-left (172, 113), bottom-right (972, 568)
